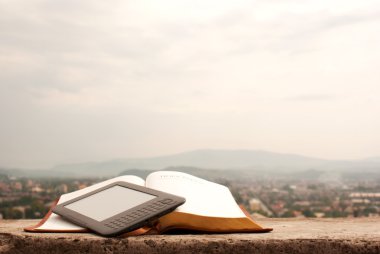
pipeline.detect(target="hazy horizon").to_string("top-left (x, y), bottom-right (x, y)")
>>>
top-left (1, 1), bottom-right (379, 168)
top-left (1, 148), bottom-right (379, 171)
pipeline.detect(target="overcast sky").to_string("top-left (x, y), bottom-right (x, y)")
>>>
top-left (1, 0), bottom-right (379, 168)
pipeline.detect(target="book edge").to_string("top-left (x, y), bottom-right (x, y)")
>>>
top-left (157, 210), bottom-right (273, 233)
top-left (23, 197), bottom-right (88, 233)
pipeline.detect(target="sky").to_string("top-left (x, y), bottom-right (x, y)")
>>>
top-left (0, 0), bottom-right (380, 168)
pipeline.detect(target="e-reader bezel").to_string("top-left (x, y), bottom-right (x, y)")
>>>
top-left (52, 181), bottom-right (185, 236)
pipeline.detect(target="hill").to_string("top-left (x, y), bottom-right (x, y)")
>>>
top-left (49, 149), bottom-right (380, 177)
top-left (2, 149), bottom-right (379, 178)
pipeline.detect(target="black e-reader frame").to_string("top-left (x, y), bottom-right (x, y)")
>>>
top-left (52, 181), bottom-right (185, 236)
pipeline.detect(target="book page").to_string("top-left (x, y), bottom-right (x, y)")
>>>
top-left (146, 171), bottom-right (246, 218)
top-left (36, 175), bottom-right (145, 231)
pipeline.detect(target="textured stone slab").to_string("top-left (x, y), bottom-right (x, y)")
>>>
top-left (0, 218), bottom-right (379, 253)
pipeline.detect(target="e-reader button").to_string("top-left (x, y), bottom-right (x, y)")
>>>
top-left (160, 198), bottom-right (175, 205)
top-left (126, 216), bottom-right (135, 222)
top-left (146, 205), bottom-right (156, 211)
top-left (105, 223), bottom-right (114, 229)
top-left (141, 208), bottom-right (152, 213)
top-left (153, 202), bottom-right (165, 208)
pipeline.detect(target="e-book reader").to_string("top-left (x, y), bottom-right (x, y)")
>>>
top-left (52, 181), bottom-right (185, 236)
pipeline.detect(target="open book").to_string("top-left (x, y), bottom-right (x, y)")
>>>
top-left (25, 171), bottom-right (272, 234)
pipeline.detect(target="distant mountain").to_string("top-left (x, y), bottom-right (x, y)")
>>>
top-left (364, 157), bottom-right (380, 162)
top-left (0, 167), bottom-right (73, 178)
top-left (47, 149), bottom-right (380, 178)
top-left (49, 149), bottom-right (325, 177)
top-left (2, 149), bottom-right (379, 178)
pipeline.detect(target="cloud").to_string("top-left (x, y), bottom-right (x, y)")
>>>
top-left (285, 94), bottom-right (337, 102)
top-left (287, 10), bottom-right (380, 42)
top-left (0, 0), bottom-right (380, 167)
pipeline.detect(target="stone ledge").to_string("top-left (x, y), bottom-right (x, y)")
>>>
top-left (0, 218), bottom-right (379, 254)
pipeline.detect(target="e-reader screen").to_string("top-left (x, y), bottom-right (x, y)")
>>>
top-left (64, 185), bottom-right (156, 221)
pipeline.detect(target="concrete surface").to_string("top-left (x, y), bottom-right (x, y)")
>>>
top-left (0, 218), bottom-right (379, 253)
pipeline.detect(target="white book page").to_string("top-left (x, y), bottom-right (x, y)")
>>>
top-left (37, 175), bottom-right (145, 230)
top-left (146, 171), bottom-right (245, 218)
